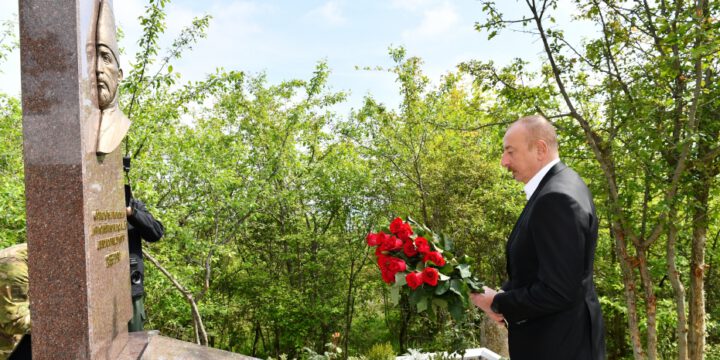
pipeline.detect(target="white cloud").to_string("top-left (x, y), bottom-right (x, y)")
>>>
top-left (390, 0), bottom-right (431, 11)
top-left (307, 1), bottom-right (347, 26)
top-left (207, 1), bottom-right (265, 35)
top-left (402, 2), bottom-right (460, 40)
top-left (402, 1), bottom-right (458, 40)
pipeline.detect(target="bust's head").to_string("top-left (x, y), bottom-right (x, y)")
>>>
top-left (96, 0), bottom-right (122, 110)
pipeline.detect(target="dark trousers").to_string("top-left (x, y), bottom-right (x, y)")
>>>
top-left (128, 295), bottom-right (147, 332)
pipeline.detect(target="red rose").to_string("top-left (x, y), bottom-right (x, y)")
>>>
top-left (389, 217), bottom-right (404, 234)
top-left (423, 251), bottom-right (445, 266)
top-left (377, 253), bottom-right (388, 266)
top-left (387, 257), bottom-right (407, 274)
top-left (374, 231), bottom-right (391, 248)
top-left (366, 232), bottom-right (380, 247)
top-left (381, 268), bottom-right (396, 284)
top-left (379, 236), bottom-right (403, 251)
top-left (396, 227), bottom-right (412, 241)
top-left (403, 240), bottom-right (418, 257)
top-left (390, 217), bottom-right (413, 240)
top-left (406, 272), bottom-right (423, 289)
top-left (422, 267), bottom-right (439, 286)
top-left (377, 256), bottom-right (396, 284)
top-left (414, 237), bottom-right (431, 255)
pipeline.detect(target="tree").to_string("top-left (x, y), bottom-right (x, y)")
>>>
top-left (0, 94), bottom-right (24, 248)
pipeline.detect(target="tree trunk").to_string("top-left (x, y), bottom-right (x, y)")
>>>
top-left (611, 225), bottom-right (646, 359)
top-left (667, 209), bottom-right (688, 360)
top-left (343, 245), bottom-right (369, 359)
top-left (688, 172), bottom-right (710, 359)
top-left (274, 326), bottom-right (281, 358)
top-left (252, 321), bottom-right (261, 357)
top-left (636, 248), bottom-right (658, 360)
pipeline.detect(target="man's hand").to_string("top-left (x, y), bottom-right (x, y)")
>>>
top-left (470, 286), bottom-right (505, 326)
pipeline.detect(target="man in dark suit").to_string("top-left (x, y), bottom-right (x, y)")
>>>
top-left (471, 115), bottom-right (606, 359)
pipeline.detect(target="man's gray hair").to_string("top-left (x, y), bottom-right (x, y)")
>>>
top-left (514, 115), bottom-right (558, 152)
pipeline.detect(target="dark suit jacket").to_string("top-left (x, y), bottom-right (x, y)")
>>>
top-left (127, 198), bottom-right (164, 298)
top-left (492, 162), bottom-right (606, 360)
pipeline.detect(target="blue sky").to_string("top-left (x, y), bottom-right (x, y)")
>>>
top-left (0, 0), bottom-right (595, 113)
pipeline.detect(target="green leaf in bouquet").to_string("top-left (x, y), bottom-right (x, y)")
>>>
top-left (390, 284), bottom-right (401, 305)
top-left (450, 280), bottom-right (470, 306)
top-left (439, 264), bottom-right (455, 276)
top-left (447, 297), bottom-right (465, 322)
top-left (428, 235), bottom-right (441, 249)
top-left (407, 216), bottom-right (420, 227)
top-left (417, 296), bottom-right (428, 313)
top-left (408, 285), bottom-right (426, 306)
top-left (405, 255), bottom-right (422, 269)
top-left (432, 298), bottom-right (448, 312)
top-left (439, 273), bottom-right (450, 281)
top-left (448, 279), bottom-right (463, 297)
top-left (395, 272), bottom-right (408, 287)
top-left (457, 263), bottom-right (472, 278)
top-left (435, 280), bottom-right (451, 295)
top-left (407, 217), bottom-right (433, 235)
top-left (464, 277), bottom-right (484, 292)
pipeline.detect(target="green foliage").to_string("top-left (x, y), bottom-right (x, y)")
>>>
top-left (0, 19), bottom-right (22, 248)
top-left (365, 342), bottom-right (394, 360)
top-left (0, 94), bottom-right (24, 247)
top-left (0, 19), bottom-right (17, 71)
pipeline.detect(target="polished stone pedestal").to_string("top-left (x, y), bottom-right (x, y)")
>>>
top-left (118, 332), bottom-right (259, 360)
top-left (20, 0), bottom-right (131, 358)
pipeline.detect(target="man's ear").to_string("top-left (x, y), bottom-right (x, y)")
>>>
top-left (535, 139), bottom-right (548, 160)
top-left (118, 68), bottom-right (124, 82)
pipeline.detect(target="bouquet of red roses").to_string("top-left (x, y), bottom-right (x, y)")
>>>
top-left (366, 217), bottom-right (482, 321)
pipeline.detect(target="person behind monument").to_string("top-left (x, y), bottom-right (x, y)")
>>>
top-left (96, 0), bottom-right (131, 155)
top-left (124, 157), bottom-right (165, 332)
top-left (470, 115), bottom-right (606, 359)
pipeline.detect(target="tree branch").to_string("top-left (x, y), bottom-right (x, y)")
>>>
top-left (143, 249), bottom-right (208, 346)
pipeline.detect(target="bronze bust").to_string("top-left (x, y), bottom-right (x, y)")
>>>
top-left (96, 0), bottom-right (130, 155)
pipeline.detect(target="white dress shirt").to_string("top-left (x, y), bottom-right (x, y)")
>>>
top-left (523, 158), bottom-right (560, 200)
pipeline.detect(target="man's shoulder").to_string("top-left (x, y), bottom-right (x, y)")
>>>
top-left (542, 165), bottom-right (588, 191)
top-left (536, 166), bottom-right (594, 212)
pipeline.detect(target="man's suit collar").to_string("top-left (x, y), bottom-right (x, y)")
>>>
top-left (526, 161), bottom-right (566, 204)
top-left (506, 161), bottom-right (567, 274)
top-left (524, 158), bottom-right (561, 200)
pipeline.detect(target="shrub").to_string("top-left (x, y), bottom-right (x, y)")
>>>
top-left (366, 342), bottom-right (395, 360)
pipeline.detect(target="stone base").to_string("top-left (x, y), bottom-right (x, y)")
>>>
top-left (117, 331), bottom-right (258, 360)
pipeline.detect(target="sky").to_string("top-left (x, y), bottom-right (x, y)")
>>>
top-left (0, 0), bottom-right (596, 114)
